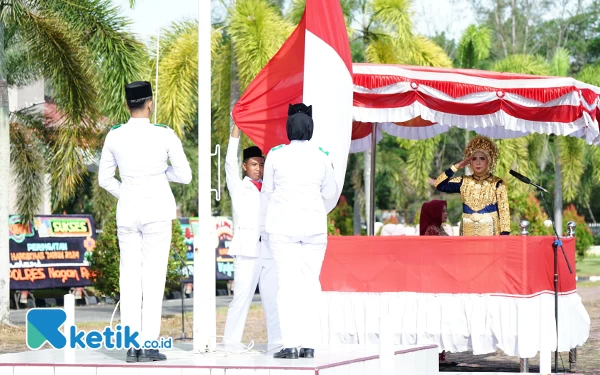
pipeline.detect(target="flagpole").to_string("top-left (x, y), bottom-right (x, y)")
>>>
top-left (194, 0), bottom-right (216, 352)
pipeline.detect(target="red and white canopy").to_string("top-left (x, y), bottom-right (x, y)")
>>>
top-left (350, 63), bottom-right (600, 153)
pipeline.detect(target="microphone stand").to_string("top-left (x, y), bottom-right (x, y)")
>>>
top-left (535, 185), bottom-right (573, 374)
top-left (172, 249), bottom-right (192, 341)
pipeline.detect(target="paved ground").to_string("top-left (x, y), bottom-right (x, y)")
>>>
top-left (8, 295), bottom-right (261, 325)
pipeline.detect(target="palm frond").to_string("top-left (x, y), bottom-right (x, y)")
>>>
top-left (375, 147), bottom-right (410, 209)
top-left (576, 149), bottom-right (597, 208)
top-left (211, 35), bottom-right (232, 149)
top-left (16, 6), bottom-right (99, 206)
top-left (155, 21), bottom-right (198, 137)
top-left (577, 64), bottom-right (600, 86)
top-left (6, 32), bottom-right (40, 87)
top-left (40, 0), bottom-right (147, 124)
top-left (589, 143), bottom-right (600, 185)
top-left (371, 0), bottom-right (413, 44)
top-left (287, 0), bottom-right (306, 24)
top-left (404, 36), bottom-right (453, 67)
top-left (557, 136), bottom-right (585, 202)
top-left (229, 0), bottom-right (291, 92)
top-left (495, 138), bottom-right (530, 194)
top-left (457, 24), bottom-right (491, 68)
top-left (550, 48), bottom-right (570, 77)
top-left (364, 35), bottom-right (397, 63)
top-left (16, 6), bottom-right (97, 125)
top-left (491, 54), bottom-right (551, 76)
top-left (9, 112), bottom-right (47, 222)
top-left (526, 133), bottom-right (550, 178)
top-left (403, 136), bottom-right (440, 197)
top-left (287, 0), bottom-right (357, 27)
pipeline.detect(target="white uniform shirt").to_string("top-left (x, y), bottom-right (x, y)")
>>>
top-left (262, 140), bottom-right (337, 237)
top-left (98, 117), bottom-right (192, 227)
top-left (226, 136), bottom-right (270, 258)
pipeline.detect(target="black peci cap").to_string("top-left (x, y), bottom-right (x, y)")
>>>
top-left (125, 81), bottom-right (153, 101)
top-left (243, 146), bottom-right (263, 160)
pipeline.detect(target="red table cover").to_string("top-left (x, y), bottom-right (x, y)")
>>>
top-left (321, 236), bottom-right (576, 296)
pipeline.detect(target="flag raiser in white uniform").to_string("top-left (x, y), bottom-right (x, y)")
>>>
top-left (98, 81), bottom-right (192, 363)
top-left (263, 109), bottom-right (337, 358)
top-left (223, 131), bottom-right (281, 345)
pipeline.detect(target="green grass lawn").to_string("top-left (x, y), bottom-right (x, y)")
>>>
top-left (576, 256), bottom-right (600, 276)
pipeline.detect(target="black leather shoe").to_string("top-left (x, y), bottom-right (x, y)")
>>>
top-left (137, 349), bottom-right (167, 362)
top-left (273, 348), bottom-right (299, 359)
top-left (125, 348), bottom-right (139, 363)
top-left (299, 348), bottom-right (314, 358)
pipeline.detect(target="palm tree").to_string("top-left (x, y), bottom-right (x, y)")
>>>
top-left (1, 0), bottom-right (145, 325)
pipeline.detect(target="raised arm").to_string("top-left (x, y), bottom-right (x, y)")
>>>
top-left (166, 131), bottom-right (192, 184)
top-left (434, 161), bottom-right (466, 194)
top-left (496, 180), bottom-right (511, 235)
top-left (98, 133), bottom-right (121, 199)
top-left (225, 125), bottom-right (243, 201)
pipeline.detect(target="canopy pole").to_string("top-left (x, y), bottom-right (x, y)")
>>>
top-left (368, 122), bottom-right (377, 236)
top-left (194, 0), bottom-right (216, 352)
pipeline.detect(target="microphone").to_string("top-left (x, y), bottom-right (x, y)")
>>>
top-left (509, 170), bottom-right (550, 194)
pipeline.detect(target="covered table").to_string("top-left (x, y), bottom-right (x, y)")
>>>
top-left (318, 236), bottom-right (590, 358)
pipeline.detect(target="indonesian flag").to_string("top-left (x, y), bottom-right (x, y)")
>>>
top-left (231, 0), bottom-right (353, 213)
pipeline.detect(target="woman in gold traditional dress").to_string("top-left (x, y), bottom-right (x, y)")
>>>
top-left (434, 135), bottom-right (510, 236)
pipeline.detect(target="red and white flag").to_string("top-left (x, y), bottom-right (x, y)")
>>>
top-left (231, 0), bottom-right (353, 212)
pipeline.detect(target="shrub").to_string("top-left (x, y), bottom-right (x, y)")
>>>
top-left (563, 204), bottom-right (593, 258)
top-left (327, 195), bottom-right (353, 235)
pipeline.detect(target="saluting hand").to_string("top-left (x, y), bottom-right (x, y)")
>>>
top-left (454, 157), bottom-right (470, 170)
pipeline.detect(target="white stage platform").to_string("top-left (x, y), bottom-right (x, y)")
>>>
top-left (0, 343), bottom-right (438, 375)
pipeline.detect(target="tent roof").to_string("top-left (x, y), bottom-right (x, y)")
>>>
top-left (350, 63), bottom-right (600, 152)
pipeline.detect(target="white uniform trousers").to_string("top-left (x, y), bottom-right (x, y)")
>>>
top-left (224, 250), bottom-right (281, 345)
top-left (269, 234), bottom-right (327, 348)
top-left (117, 220), bottom-right (172, 344)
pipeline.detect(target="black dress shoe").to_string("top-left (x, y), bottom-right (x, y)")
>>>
top-left (273, 348), bottom-right (299, 359)
top-left (126, 348), bottom-right (139, 363)
top-left (137, 349), bottom-right (167, 362)
top-left (299, 348), bottom-right (314, 358)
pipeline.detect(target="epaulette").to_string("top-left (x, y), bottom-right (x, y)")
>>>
top-left (154, 124), bottom-right (169, 129)
top-left (319, 147), bottom-right (330, 156)
top-left (111, 124), bottom-right (122, 130)
top-left (271, 144), bottom-right (284, 151)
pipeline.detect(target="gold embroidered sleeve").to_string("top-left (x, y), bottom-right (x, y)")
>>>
top-left (496, 181), bottom-right (511, 234)
top-left (434, 166), bottom-right (463, 193)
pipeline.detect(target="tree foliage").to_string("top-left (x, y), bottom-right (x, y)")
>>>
top-left (7, 0), bottom-right (145, 221)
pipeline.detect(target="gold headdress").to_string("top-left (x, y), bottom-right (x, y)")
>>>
top-left (464, 135), bottom-right (499, 174)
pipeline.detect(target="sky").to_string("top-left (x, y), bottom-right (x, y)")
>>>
top-left (111, 0), bottom-right (476, 44)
